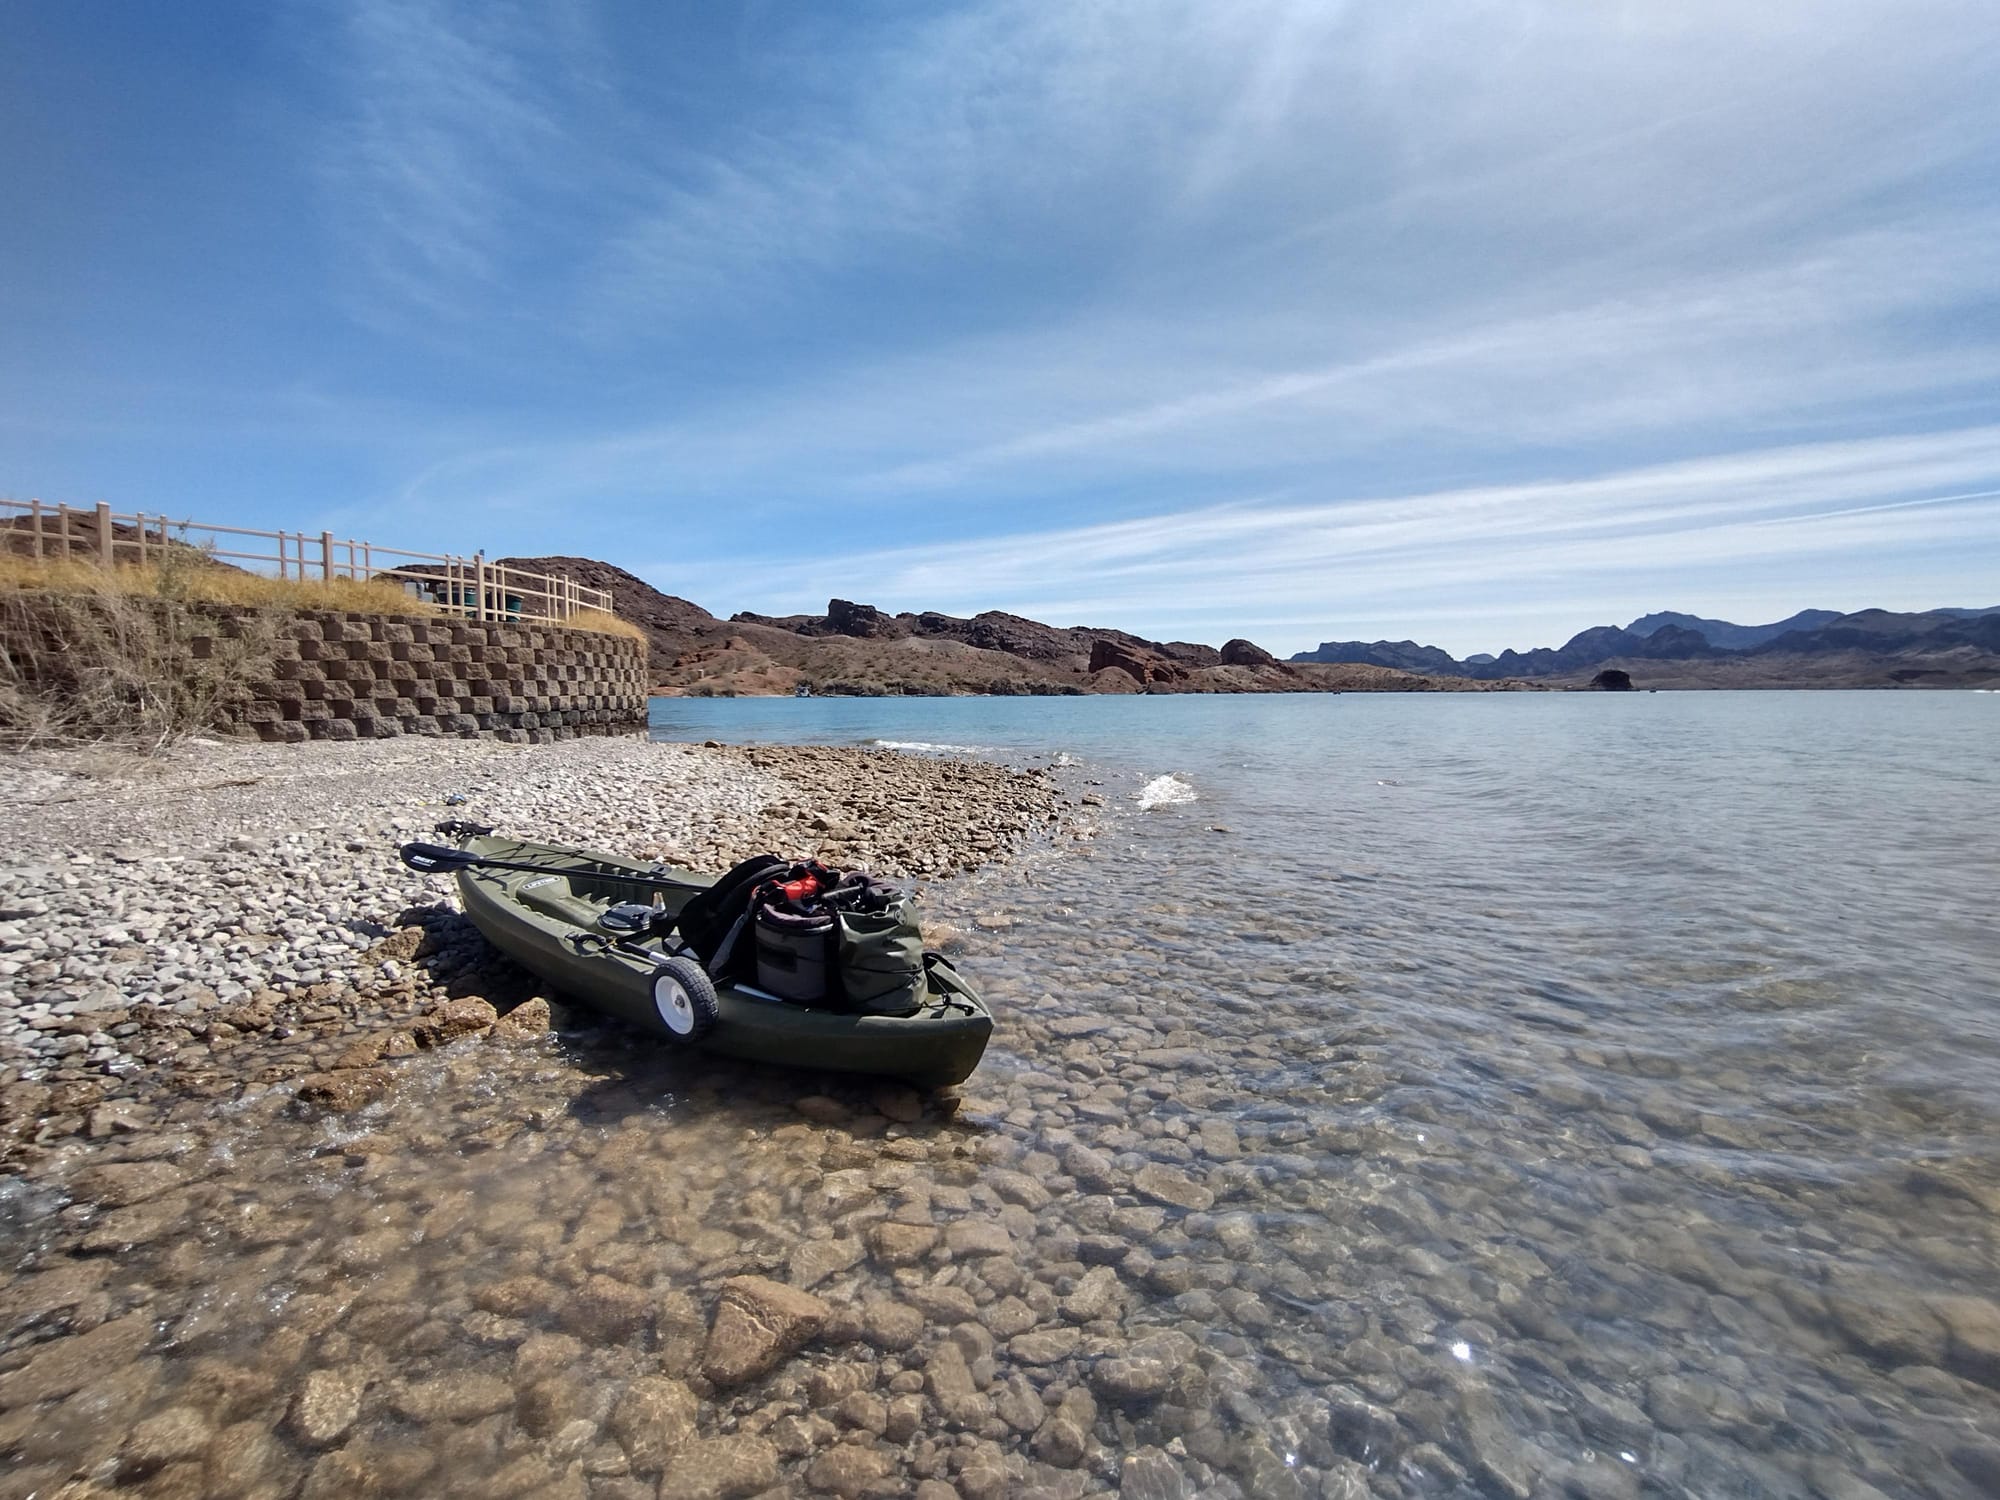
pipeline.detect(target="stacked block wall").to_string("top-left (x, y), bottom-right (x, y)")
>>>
top-left (227, 609), bottom-right (648, 743)
top-left (0, 595), bottom-right (648, 744)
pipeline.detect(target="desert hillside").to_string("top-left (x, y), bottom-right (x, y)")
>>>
top-left (499, 564), bottom-right (1519, 696)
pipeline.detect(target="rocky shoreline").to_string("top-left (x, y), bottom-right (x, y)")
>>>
top-left (0, 734), bottom-right (1320, 1500)
top-left (4, 726), bottom-right (1998, 1499)
top-left (0, 734), bottom-right (1073, 1161)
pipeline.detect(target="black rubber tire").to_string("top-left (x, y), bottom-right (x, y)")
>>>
top-left (651, 957), bottom-right (719, 1043)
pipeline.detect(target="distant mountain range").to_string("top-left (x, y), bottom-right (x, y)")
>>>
top-left (501, 557), bottom-right (2000, 692)
top-left (1291, 607), bottom-right (2000, 687)
top-left (1622, 609), bottom-right (1845, 651)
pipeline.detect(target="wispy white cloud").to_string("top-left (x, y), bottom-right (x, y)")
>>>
top-left (310, 0), bottom-right (612, 325)
top-left (858, 221), bottom-right (2000, 492)
top-left (564, 0), bottom-right (2000, 331)
top-left (396, 211), bottom-right (2000, 522)
top-left (655, 427), bottom-right (2000, 654)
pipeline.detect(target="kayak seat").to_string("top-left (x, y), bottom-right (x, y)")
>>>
top-left (516, 879), bottom-right (612, 933)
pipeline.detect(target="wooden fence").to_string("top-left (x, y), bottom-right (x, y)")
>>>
top-left (1, 498), bottom-right (613, 625)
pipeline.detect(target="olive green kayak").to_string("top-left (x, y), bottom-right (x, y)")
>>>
top-left (445, 832), bottom-right (992, 1088)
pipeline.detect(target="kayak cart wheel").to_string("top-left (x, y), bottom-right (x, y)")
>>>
top-left (651, 957), bottom-right (718, 1043)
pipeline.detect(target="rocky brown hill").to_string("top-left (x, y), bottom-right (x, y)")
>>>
top-left (705, 597), bottom-right (1532, 696)
top-left (513, 567), bottom-right (1513, 695)
top-left (496, 556), bottom-right (716, 638)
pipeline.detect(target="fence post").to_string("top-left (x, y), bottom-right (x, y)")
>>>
top-left (474, 552), bottom-right (487, 622)
top-left (29, 498), bottom-right (43, 560)
top-left (134, 513), bottom-right (146, 566)
top-left (96, 502), bottom-right (114, 566)
top-left (361, 541), bottom-right (372, 582)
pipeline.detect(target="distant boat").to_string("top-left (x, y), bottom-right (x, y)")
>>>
top-left (794, 683), bottom-right (812, 698)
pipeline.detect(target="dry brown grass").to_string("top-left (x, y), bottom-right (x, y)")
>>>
top-left (0, 554), bottom-right (436, 615)
top-left (0, 557), bottom-right (639, 639)
top-left (567, 607), bottom-right (646, 643)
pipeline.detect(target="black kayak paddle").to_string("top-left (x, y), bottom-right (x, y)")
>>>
top-left (398, 841), bottom-right (710, 893)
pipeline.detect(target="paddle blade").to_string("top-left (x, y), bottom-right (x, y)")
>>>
top-left (399, 841), bottom-right (478, 873)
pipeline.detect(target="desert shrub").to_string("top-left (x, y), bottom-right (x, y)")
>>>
top-left (0, 569), bottom-right (280, 751)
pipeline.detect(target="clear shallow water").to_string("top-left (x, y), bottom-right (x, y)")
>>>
top-left (650, 691), bottom-right (2000, 1493)
top-left (2, 693), bottom-right (1995, 1499)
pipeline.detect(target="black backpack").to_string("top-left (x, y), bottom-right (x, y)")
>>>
top-left (675, 853), bottom-right (787, 974)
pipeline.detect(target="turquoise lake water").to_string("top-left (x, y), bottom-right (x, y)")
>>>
top-left (647, 690), bottom-right (2000, 1497)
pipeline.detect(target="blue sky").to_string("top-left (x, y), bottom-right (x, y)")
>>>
top-left (5, 0), bottom-right (1998, 656)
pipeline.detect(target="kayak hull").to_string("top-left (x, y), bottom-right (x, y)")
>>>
top-left (450, 834), bottom-right (992, 1088)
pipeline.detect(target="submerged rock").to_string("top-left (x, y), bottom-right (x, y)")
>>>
top-left (944, 1219), bottom-right (1013, 1257)
top-left (868, 1220), bottom-right (938, 1266)
top-left (657, 1434), bottom-right (779, 1500)
top-left (0, 1313), bottom-right (155, 1407)
top-left (1032, 1387), bottom-right (1097, 1467)
top-left (609, 1376), bottom-right (699, 1472)
top-left (295, 1069), bottom-right (391, 1113)
top-left (924, 1340), bottom-right (988, 1427)
top-left (1934, 1294), bottom-right (2000, 1388)
top-left (1092, 1355), bottom-right (1174, 1402)
top-left (789, 1236), bottom-right (865, 1289)
top-left (1133, 1162), bottom-right (1214, 1212)
top-left (857, 1298), bottom-right (926, 1351)
top-left (806, 1442), bottom-right (896, 1495)
top-left (286, 1368), bottom-right (370, 1448)
top-left (1121, 1447), bottom-right (1190, 1500)
top-left (119, 1406), bottom-right (212, 1475)
top-left (298, 1436), bottom-right (438, 1500)
top-left (559, 1273), bottom-right (654, 1342)
top-left (70, 1158), bottom-right (186, 1207)
top-left (702, 1275), bottom-right (830, 1385)
top-left (1009, 1327), bottom-right (1081, 1365)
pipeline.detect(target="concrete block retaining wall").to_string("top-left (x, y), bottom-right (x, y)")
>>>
top-left (3, 596), bottom-right (649, 744)
top-left (229, 609), bottom-right (648, 743)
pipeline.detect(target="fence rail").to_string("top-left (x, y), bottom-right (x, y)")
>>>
top-left (1, 499), bottom-right (613, 625)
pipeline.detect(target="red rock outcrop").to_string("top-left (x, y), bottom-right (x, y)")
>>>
top-left (1088, 639), bottom-right (1187, 686)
